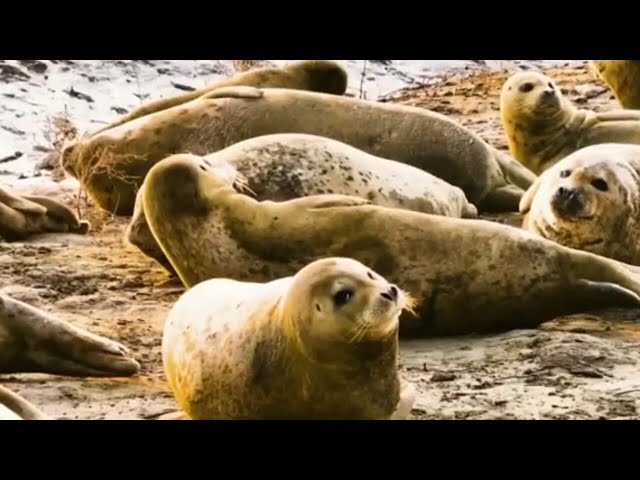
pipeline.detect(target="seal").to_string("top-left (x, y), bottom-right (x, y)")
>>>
top-left (90, 60), bottom-right (349, 136)
top-left (126, 133), bottom-right (478, 270)
top-left (0, 293), bottom-right (140, 377)
top-left (0, 187), bottom-right (90, 241)
top-left (500, 70), bottom-right (640, 175)
top-left (162, 256), bottom-right (416, 420)
top-left (140, 155), bottom-right (640, 337)
top-left (590, 60), bottom-right (640, 109)
top-left (0, 385), bottom-right (50, 420)
top-left (520, 143), bottom-right (640, 265)
top-left (61, 85), bottom-right (536, 216)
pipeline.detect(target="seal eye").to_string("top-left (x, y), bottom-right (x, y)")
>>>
top-left (591, 178), bottom-right (609, 192)
top-left (560, 169), bottom-right (571, 178)
top-left (519, 82), bottom-right (534, 93)
top-left (333, 288), bottom-right (354, 307)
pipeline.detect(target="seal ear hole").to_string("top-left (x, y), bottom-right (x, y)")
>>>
top-left (547, 82), bottom-right (554, 89)
top-left (199, 165), bottom-right (207, 172)
top-left (560, 169), bottom-right (571, 178)
top-left (591, 178), bottom-right (609, 192)
top-left (519, 82), bottom-right (534, 93)
top-left (333, 288), bottom-right (354, 307)
top-left (315, 304), bottom-right (321, 312)
top-left (367, 271), bottom-right (375, 280)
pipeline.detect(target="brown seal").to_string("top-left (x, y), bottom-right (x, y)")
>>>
top-left (0, 187), bottom-right (90, 241)
top-left (0, 293), bottom-right (140, 377)
top-left (0, 385), bottom-right (50, 420)
top-left (61, 85), bottom-right (536, 216)
top-left (162, 257), bottom-right (416, 420)
top-left (126, 133), bottom-right (478, 270)
top-left (520, 143), bottom-right (640, 265)
top-left (500, 70), bottom-right (640, 174)
top-left (141, 155), bottom-right (640, 337)
top-left (90, 60), bottom-right (349, 136)
top-left (590, 60), bottom-right (640, 109)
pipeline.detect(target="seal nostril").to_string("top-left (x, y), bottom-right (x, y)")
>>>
top-left (557, 186), bottom-right (567, 197)
top-left (381, 286), bottom-right (398, 302)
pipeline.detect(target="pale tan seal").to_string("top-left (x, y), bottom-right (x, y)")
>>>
top-left (520, 143), bottom-right (640, 265)
top-left (141, 155), bottom-right (640, 337)
top-left (0, 385), bottom-right (49, 420)
top-left (0, 187), bottom-right (90, 241)
top-left (500, 70), bottom-right (640, 175)
top-left (590, 60), bottom-right (640, 109)
top-left (61, 85), bottom-right (536, 216)
top-left (0, 293), bottom-right (140, 377)
top-left (90, 60), bottom-right (349, 136)
top-left (162, 257), bottom-right (416, 420)
top-left (126, 133), bottom-right (478, 270)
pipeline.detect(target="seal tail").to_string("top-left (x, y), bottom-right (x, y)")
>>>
top-left (492, 147), bottom-right (538, 190)
top-left (0, 385), bottom-right (50, 420)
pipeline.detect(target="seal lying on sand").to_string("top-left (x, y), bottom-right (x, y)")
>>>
top-left (520, 143), bottom-right (640, 265)
top-left (61, 86), bottom-right (536, 216)
top-left (590, 60), bottom-right (640, 110)
top-left (141, 155), bottom-right (640, 337)
top-left (500, 70), bottom-right (640, 175)
top-left (0, 187), bottom-right (89, 241)
top-left (0, 293), bottom-right (140, 377)
top-left (126, 134), bottom-right (478, 270)
top-left (0, 385), bottom-right (49, 420)
top-left (90, 60), bottom-right (349, 136)
top-left (162, 257), bottom-right (416, 420)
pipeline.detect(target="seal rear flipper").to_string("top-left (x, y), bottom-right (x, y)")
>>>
top-left (0, 385), bottom-right (50, 420)
top-left (199, 85), bottom-right (264, 100)
top-left (21, 195), bottom-right (87, 231)
top-left (0, 188), bottom-right (47, 215)
top-left (478, 185), bottom-right (524, 213)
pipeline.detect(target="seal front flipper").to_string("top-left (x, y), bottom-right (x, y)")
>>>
top-left (492, 147), bottom-right (538, 190)
top-left (283, 194), bottom-right (372, 210)
top-left (0, 385), bottom-right (50, 420)
top-left (22, 195), bottom-right (91, 234)
top-left (594, 110), bottom-right (640, 122)
top-left (0, 187), bottom-right (47, 215)
top-left (479, 184), bottom-right (524, 213)
top-left (199, 86), bottom-right (264, 100)
top-left (389, 379), bottom-right (416, 420)
top-left (0, 294), bottom-right (140, 377)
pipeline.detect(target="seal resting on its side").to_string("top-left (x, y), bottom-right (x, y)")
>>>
top-left (520, 143), bottom-right (640, 265)
top-left (141, 155), bottom-right (640, 337)
top-left (61, 86), bottom-right (536, 216)
top-left (126, 133), bottom-right (478, 270)
top-left (162, 257), bottom-right (416, 420)
top-left (0, 187), bottom-right (89, 241)
top-left (90, 60), bottom-right (349, 136)
top-left (0, 293), bottom-right (140, 377)
top-left (500, 70), bottom-right (640, 174)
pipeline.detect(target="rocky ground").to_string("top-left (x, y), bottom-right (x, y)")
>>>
top-left (2, 59), bottom-right (640, 420)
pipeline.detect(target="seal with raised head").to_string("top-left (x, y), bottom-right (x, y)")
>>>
top-left (141, 155), bottom-right (640, 337)
top-left (500, 70), bottom-right (640, 175)
top-left (0, 293), bottom-right (140, 377)
top-left (0, 187), bottom-right (90, 241)
top-left (162, 257), bottom-right (416, 420)
top-left (126, 133), bottom-right (478, 270)
top-left (61, 85), bottom-right (536, 216)
top-left (590, 60), bottom-right (640, 110)
top-left (520, 143), bottom-right (640, 265)
top-left (0, 385), bottom-right (50, 420)
top-left (90, 60), bottom-right (349, 136)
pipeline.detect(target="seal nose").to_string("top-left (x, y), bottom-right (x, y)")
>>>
top-left (381, 286), bottom-right (398, 303)
top-left (552, 186), bottom-right (584, 216)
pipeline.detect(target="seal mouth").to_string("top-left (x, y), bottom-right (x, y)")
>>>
top-left (551, 186), bottom-right (590, 219)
